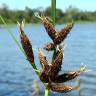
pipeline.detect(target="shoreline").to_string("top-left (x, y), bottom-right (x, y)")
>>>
top-left (0, 21), bottom-right (96, 27)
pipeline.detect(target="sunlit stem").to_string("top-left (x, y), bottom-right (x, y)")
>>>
top-left (0, 15), bottom-right (24, 54)
top-left (51, 0), bottom-right (56, 27)
top-left (0, 16), bottom-right (39, 74)
top-left (44, 87), bottom-right (49, 96)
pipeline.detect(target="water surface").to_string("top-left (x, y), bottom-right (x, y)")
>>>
top-left (0, 23), bottom-right (96, 96)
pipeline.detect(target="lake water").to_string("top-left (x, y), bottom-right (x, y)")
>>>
top-left (0, 23), bottom-right (96, 96)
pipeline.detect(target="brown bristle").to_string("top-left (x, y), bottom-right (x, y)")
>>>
top-left (44, 43), bottom-right (56, 51)
top-left (49, 49), bottom-right (63, 79)
top-left (53, 22), bottom-right (74, 44)
top-left (52, 71), bottom-right (81, 83)
top-left (20, 31), bottom-right (34, 64)
top-left (50, 83), bottom-right (73, 93)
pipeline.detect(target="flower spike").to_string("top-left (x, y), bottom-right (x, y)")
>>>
top-left (49, 48), bottom-right (64, 80)
top-left (38, 49), bottom-right (50, 70)
top-left (36, 14), bottom-right (57, 40)
top-left (52, 71), bottom-right (80, 83)
top-left (18, 21), bottom-right (34, 64)
top-left (38, 49), bottom-right (51, 83)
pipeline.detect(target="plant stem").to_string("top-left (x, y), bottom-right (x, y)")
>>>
top-left (44, 87), bottom-right (49, 96)
top-left (51, 0), bottom-right (57, 61)
top-left (51, 0), bottom-right (56, 27)
top-left (44, 1), bottom-right (56, 96)
top-left (0, 15), bottom-right (39, 75)
top-left (0, 15), bottom-right (24, 54)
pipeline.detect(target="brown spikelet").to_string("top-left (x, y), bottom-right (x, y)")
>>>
top-left (38, 49), bottom-right (51, 82)
top-left (52, 71), bottom-right (81, 83)
top-left (44, 43), bottom-right (56, 51)
top-left (49, 49), bottom-right (63, 80)
top-left (50, 83), bottom-right (73, 93)
top-left (38, 15), bottom-right (56, 40)
top-left (53, 21), bottom-right (74, 44)
top-left (19, 25), bottom-right (34, 64)
top-left (38, 49), bottom-right (50, 72)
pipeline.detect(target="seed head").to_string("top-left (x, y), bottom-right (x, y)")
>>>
top-left (50, 83), bottom-right (73, 93)
top-left (19, 21), bottom-right (34, 64)
top-left (52, 71), bottom-right (80, 83)
top-left (36, 15), bottom-right (56, 40)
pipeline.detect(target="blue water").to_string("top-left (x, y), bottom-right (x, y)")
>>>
top-left (0, 23), bottom-right (96, 96)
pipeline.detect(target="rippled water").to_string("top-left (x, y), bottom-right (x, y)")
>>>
top-left (0, 23), bottom-right (96, 96)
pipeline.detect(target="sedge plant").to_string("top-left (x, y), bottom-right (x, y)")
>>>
top-left (0, 0), bottom-right (87, 96)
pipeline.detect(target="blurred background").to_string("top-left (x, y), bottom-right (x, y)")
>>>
top-left (0, 0), bottom-right (96, 96)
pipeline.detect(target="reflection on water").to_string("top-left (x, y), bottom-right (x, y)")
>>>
top-left (0, 23), bottom-right (96, 96)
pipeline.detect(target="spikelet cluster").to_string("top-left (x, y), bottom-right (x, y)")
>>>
top-left (18, 15), bottom-right (85, 93)
top-left (36, 15), bottom-right (84, 93)
top-left (38, 48), bottom-right (82, 92)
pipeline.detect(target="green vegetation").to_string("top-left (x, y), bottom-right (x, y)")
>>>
top-left (0, 4), bottom-right (96, 24)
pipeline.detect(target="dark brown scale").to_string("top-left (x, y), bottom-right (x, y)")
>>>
top-left (50, 83), bottom-right (73, 93)
top-left (53, 22), bottom-right (74, 44)
top-left (41, 17), bottom-right (56, 40)
top-left (39, 70), bottom-right (49, 83)
top-left (20, 30), bottom-right (34, 64)
top-left (52, 71), bottom-right (81, 83)
top-left (49, 49), bottom-right (63, 80)
top-left (43, 43), bottom-right (56, 51)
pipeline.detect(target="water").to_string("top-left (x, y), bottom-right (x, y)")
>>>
top-left (0, 23), bottom-right (96, 96)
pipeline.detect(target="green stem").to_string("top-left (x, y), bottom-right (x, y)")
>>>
top-left (51, 0), bottom-right (56, 27)
top-left (51, 0), bottom-right (57, 61)
top-left (44, 87), bottom-right (49, 96)
top-left (0, 15), bottom-right (39, 75)
top-left (43, 1), bottom-right (57, 96)
top-left (52, 48), bottom-right (56, 61)
top-left (0, 15), bottom-right (24, 54)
